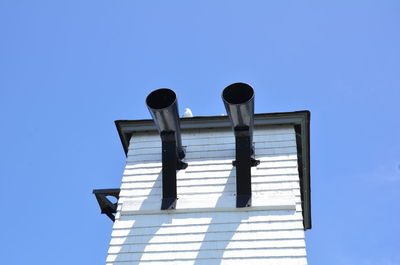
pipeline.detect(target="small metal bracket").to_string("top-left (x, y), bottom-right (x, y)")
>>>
top-left (236, 194), bottom-right (252, 208)
top-left (232, 127), bottom-right (260, 208)
top-left (161, 197), bottom-right (177, 210)
top-left (160, 131), bottom-right (187, 210)
top-left (93, 188), bottom-right (120, 222)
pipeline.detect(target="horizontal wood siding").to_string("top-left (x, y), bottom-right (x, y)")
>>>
top-left (107, 125), bottom-right (307, 265)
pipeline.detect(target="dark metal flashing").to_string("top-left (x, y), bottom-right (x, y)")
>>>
top-left (294, 112), bottom-right (311, 230)
top-left (93, 189), bottom-right (120, 222)
top-left (115, 111), bottom-right (311, 230)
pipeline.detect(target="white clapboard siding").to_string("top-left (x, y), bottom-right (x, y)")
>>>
top-left (108, 239), bottom-right (306, 253)
top-left (120, 182), bottom-right (297, 195)
top-left (107, 248), bottom-right (307, 262)
top-left (120, 196), bottom-right (296, 215)
top-left (110, 229), bottom-right (306, 245)
top-left (123, 160), bottom-right (297, 175)
top-left (113, 210), bottom-right (304, 229)
top-left (126, 147), bottom-right (298, 163)
top-left (107, 125), bottom-right (307, 264)
top-left (122, 166), bottom-right (298, 179)
top-left (107, 257), bottom-right (308, 265)
top-left (118, 190), bottom-right (302, 201)
top-left (129, 131), bottom-right (295, 149)
top-left (120, 176), bottom-right (299, 189)
top-left (122, 170), bottom-right (299, 183)
top-left (125, 154), bottom-right (298, 169)
top-left (128, 140), bottom-right (297, 155)
top-left (118, 185), bottom-right (300, 198)
top-left (127, 126), bottom-right (294, 144)
top-left (111, 220), bottom-right (304, 237)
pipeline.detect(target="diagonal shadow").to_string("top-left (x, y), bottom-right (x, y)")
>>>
top-left (107, 165), bottom-right (164, 264)
top-left (108, 154), bottom-right (298, 264)
top-left (192, 166), bottom-right (240, 264)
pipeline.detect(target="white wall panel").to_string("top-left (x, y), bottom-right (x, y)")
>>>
top-left (106, 125), bottom-right (307, 264)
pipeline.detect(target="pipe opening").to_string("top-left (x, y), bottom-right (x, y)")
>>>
top-left (222, 83), bottom-right (254, 105)
top-left (146, 88), bottom-right (176, 110)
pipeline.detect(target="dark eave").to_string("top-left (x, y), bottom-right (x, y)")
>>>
top-left (115, 110), bottom-right (311, 230)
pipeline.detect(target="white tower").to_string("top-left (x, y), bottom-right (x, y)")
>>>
top-left (94, 84), bottom-right (311, 265)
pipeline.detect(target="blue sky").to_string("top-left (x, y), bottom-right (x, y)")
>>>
top-left (0, 0), bottom-right (399, 264)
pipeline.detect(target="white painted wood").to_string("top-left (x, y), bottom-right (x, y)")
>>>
top-left (130, 134), bottom-right (296, 150)
top-left (110, 229), bottom-right (306, 245)
top-left (124, 164), bottom-right (298, 177)
top-left (106, 125), bottom-right (307, 264)
top-left (128, 140), bottom-right (296, 155)
top-left (111, 221), bottom-right (304, 237)
top-left (127, 145), bottom-right (297, 158)
top-left (121, 172), bottom-right (299, 185)
top-left (119, 189), bottom-right (301, 202)
top-left (108, 239), bottom-right (306, 253)
top-left (118, 182), bottom-right (299, 197)
top-left (107, 248), bottom-right (307, 262)
top-left (116, 194), bottom-right (303, 209)
top-left (121, 176), bottom-right (299, 188)
top-left (128, 145), bottom-right (295, 162)
top-left (118, 189), bottom-right (302, 201)
top-left (123, 160), bottom-right (297, 175)
top-left (124, 154), bottom-right (298, 169)
top-left (128, 125), bottom-right (294, 143)
top-left (126, 147), bottom-right (298, 162)
top-left (107, 257), bottom-right (308, 265)
top-left (121, 177), bottom-right (298, 194)
top-left (120, 195), bottom-right (296, 215)
top-left (121, 171), bottom-right (298, 184)
top-left (114, 210), bottom-right (303, 228)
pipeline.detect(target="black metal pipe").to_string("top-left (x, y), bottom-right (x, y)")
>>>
top-left (222, 82), bottom-right (255, 143)
top-left (222, 82), bottom-right (259, 208)
top-left (146, 88), bottom-right (187, 210)
top-left (146, 88), bottom-right (185, 159)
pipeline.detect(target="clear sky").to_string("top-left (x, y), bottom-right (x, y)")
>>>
top-left (0, 1), bottom-right (399, 264)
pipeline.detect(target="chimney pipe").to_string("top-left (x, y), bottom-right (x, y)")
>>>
top-left (222, 82), bottom-right (259, 208)
top-left (146, 88), bottom-right (187, 210)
